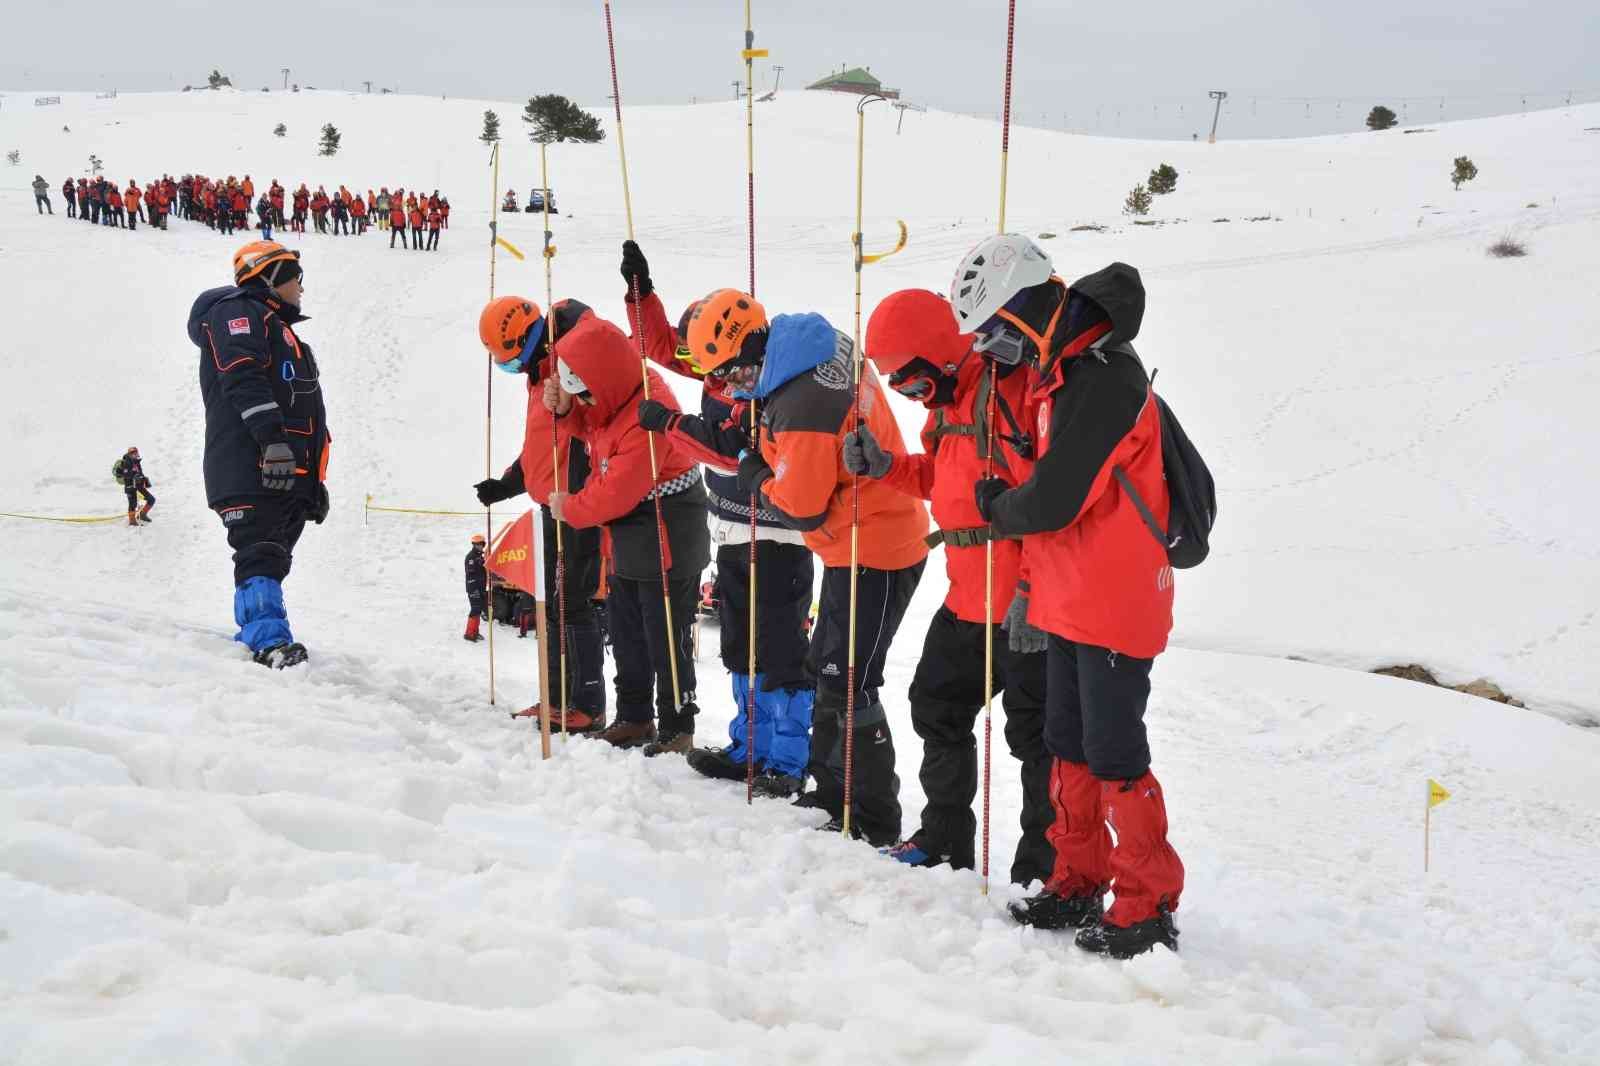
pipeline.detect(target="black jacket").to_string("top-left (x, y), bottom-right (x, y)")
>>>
top-left (465, 547), bottom-right (487, 603)
top-left (118, 453), bottom-right (149, 490)
top-left (190, 284), bottom-right (330, 507)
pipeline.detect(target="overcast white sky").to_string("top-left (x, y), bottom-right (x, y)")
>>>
top-left (5, 1), bottom-right (1597, 138)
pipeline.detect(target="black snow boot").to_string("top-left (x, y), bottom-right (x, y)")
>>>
top-left (253, 643), bottom-right (309, 670)
top-left (1007, 890), bottom-right (1106, 930)
top-left (1074, 904), bottom-right (1179, 959)
top-left (752, 769), bottom-right (804, 799)
top-left (686, 746), bottom-right (748, 781)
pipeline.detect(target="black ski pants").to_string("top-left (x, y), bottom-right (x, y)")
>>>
top-left (608, 573), bottom-right (699, 738)
top-left (218, 211), bottom-right (234, 235)
top-left (124, 484), bottom-right (156, 513)
top-left (333, 215), bottom-right (348, 235)
top-left (805, 560), bottom-right (923, 846)
top-left (215, 495), bottom-right (308, 587)
top-left (36, 194), bottom-right (52, 214)
top-left (907, 605), bottom-right (1052, 884)
top-left (541, 503), bottom-right (606, 717)
top-left (427, 228), bottom-right (439, 250)
top-left (66, 195), bottom-right (76, 218)
top-left (390, 226), bottom-right (405, 248)
top-left (715, 539), bottom-right (813, 691)
top-left (1044, 636), bottom-right (1154, 782)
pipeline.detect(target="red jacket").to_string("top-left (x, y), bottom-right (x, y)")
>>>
top-left (554, 314), bottom-right (705, 579)
top-left (987, 269), bottom-right (1172, 658)
top-left (408, 208), bottom-right (424, 228)
top-left (882, 356), bottom-right (1033, 625)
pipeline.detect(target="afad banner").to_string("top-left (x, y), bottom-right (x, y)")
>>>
top-left (487, 509), bottom-right (543, 598)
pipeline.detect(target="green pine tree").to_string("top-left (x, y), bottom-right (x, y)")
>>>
top-left (481, 110), bottom-right (501, 145)
top-left (1147, 163), bottom-right (1179, 195)
top-left (1123, 183), bottom-right (1152, 217)
top-left (1366, 105), bottom-right (1398, 131)
top-left (318, 123), bottom-right (341, 157)
top-left (521, 94), bottom-right (604, 144)
top-left (1451, 155), bottom-right (1478, 191)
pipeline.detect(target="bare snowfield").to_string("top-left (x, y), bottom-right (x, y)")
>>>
top-left (1, 86), bottom-right (1597, 1064)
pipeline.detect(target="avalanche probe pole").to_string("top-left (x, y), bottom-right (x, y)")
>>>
top-left (541, 140), bottom-right (570, 741)
top-left (980, 0), bottom-right (1019, 896)
top-left (742, 0), bottom-right (769, 804)
top-left (485, 141), bottom-right (502, 707)
top-left (604, 0), bottom-right (684, 719)
top-left (843, 93), bottom-right (889, 838)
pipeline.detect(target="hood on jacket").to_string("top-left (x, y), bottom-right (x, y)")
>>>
top-left (750, 312), bottom-right (837, 399)
top-left (552, 314), bottom-right (644, 421)
top-left (1067, 262), bottom-right (1144, 346)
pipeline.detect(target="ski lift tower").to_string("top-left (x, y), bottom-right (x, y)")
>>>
top-left (1207, 90), bottom-right (1228, 144)
top-left (893, 99), bottom-right (926, 135)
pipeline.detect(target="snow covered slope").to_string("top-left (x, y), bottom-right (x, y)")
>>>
top-left (1, 88), bottom-right (1598, 1063)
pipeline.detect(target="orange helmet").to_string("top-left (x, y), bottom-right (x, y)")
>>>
top-left (233, 240), bottom-right (300, 285)
top-left (470, 533), bottom-right (486, 545)
top-left (479, 296), bottom-right (545, 372)
top-left (685, 289), bottom-right (767, 374)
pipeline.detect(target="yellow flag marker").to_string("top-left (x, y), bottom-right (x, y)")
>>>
top-left (1424, 777), bottom-right (1452, 871)
top-left (496, 236), bottom-right (526, 261)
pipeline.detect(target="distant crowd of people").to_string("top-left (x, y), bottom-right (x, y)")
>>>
top-left (34, 173), bottom-right (453, 250)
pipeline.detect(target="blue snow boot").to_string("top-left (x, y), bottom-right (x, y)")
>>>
top-left (234, 576), bottom-right (296, 658)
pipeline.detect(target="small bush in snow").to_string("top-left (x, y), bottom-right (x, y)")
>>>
top-left (207, 69), bottom-right (232, 90)
top-left (6, 149), bottom-right (19, 166)
top-left (1451, 156), bottom-right (1478, 191)
top-left (88, 154), bottom-right (103, 176)
top-left (273, 123), bottom-right (287, 138)
top-left (1366, 105), bottom-right (1398, 131)
top-left (1487, 236), bottom-right (1526, 258)
top-left (1148, 163), bottom-right (1179, 195)
top-left (318, 124), bottom-right (341, 157)
top-left (1123, 183), bottom-right (1152, 217)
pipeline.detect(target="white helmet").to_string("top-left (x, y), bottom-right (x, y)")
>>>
top-left (949, 233), bottom-right (1054, 331)
top-left (557, 356), bottom-right (588, 396)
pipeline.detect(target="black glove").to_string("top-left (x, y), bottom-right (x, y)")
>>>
top-left (737, 451), bottom-right (773, 495)
top-left (1004, 593), bottom-right (1048, 655)
top-left (261, 441), bottom-right (296, 492)
top-left (637, 398), bottom-right (679, 434)
top-left (841, 424), bottom-right (891, 478)
top-left (974, 476), bottom-right (1007, 522)
top-left (474, 477), bottom-right (511, 507)
top-left (308, 484), bottom-right (330, 524)
top-left (620, 239), bottom-right (653, 300)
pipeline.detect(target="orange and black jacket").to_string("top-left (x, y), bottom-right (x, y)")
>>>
top-left (189, 284), bottom-right (329, 508)
top-left (749, 313), bottom-right (929, 570)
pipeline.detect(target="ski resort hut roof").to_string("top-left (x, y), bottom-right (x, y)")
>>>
top-left (806, 66), bottom-right (901, 100)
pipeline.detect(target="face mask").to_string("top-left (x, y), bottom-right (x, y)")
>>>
top-left (557, 356), bottom-right (588, 397)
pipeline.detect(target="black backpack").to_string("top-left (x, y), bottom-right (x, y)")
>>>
top-left (1106, 345), bottom-right (1216, 569)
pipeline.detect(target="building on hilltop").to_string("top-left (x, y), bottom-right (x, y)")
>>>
top-left (806, 66), bottom-right (900, 101)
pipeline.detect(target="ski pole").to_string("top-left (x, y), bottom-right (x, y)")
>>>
top-left (485, 141), bottom-right (501, 708)
top-left (981, 0), bottom-right (1019, 895)
top-left (603, 0), bottom-right (684, 719)
top-left (742, 0), bottom-right (768, 803)
top-left (541, 140), bottom-right (569, 741)
top-left (843, 92), bottom-right (889, 838)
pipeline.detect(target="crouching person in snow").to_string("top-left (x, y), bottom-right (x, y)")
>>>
top-left (464, 533), bottom-right (488, 642)
top-left (546, 311), bottom-right (710, 756)
top-left (845, 289), bottom-right (1053, 885)
top-left (685, 290), bottom-right (929, 846)
top-left (618, 241), bottom-right (816, 796)
top-left (473, 297), bottom-right (609, 732)
top-left (958, 235), bottom-right (1184, 958)
top-left (190, 241), bottom-right (330, 670)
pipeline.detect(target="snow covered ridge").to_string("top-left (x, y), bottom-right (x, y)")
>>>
top-left (2, 90), bottom-right (1599, 1061)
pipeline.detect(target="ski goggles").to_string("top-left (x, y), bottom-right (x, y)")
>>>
top-left (495, 317), bottom-right (547, 375)
top-left (673, 344), bottom-right (708, 376)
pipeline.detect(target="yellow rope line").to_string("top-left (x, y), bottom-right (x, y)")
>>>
top-left (0, 511), bottom-right (125, 524)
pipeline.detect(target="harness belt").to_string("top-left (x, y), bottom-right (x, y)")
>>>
top-left (925, 525), bottom-right (1021, 549)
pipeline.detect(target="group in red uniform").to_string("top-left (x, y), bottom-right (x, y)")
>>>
top-left (469, 231), bottom-right (1192, 961)
top-left (52, 172), bottom-right (450, 249)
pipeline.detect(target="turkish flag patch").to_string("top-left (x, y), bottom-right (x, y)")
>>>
top-left (227, 317), bottom-right (251, 336)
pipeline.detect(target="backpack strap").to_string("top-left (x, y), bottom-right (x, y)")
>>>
top-left (1113, 466), bottom-right (1168, 546)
